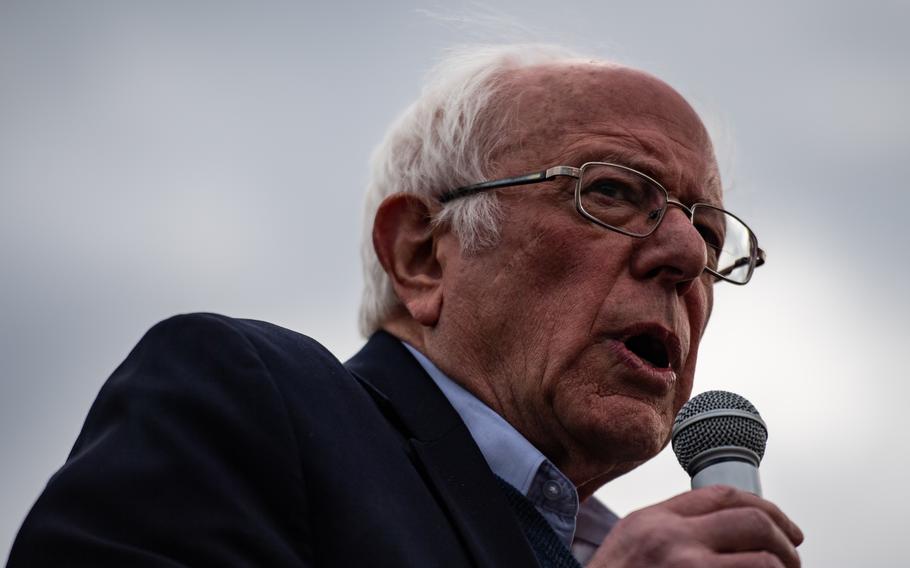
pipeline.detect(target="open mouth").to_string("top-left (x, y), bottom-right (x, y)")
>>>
top-left (624, 333), bottom-right (672, 369)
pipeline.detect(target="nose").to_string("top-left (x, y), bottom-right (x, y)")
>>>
top-left (630, 204), bottom-right (708, 295)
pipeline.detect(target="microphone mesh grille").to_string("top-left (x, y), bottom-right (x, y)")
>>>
top-left (671, 390), bottom-right (767, 474)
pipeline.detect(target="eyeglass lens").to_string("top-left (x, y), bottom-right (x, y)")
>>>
top-left (577, 163), bottom-right (756, 283)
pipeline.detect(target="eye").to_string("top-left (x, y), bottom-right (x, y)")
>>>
top-left (578, 165), bottom-right (668, 233)
top-left (585, 180), bottom-right (620, 197)
top-left (582, 179), bottom-right (643, 207)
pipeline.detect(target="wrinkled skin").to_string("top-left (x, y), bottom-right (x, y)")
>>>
top-left (381, 64), bottom-right (718, 489)
top-left (374, 62), bottom-right (802, 566)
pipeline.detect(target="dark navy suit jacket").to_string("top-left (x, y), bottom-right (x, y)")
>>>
top-left (8, 313), bottom-right (540, 567)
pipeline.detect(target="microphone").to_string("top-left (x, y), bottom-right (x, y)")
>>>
top-left (670, 390), bottom-right (768, 497)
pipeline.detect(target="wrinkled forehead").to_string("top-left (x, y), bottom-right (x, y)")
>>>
top-left (490, 63), bottom-right (721, 203)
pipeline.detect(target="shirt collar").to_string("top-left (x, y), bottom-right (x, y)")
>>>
top-left (403, 342), bottom-right (579, 545)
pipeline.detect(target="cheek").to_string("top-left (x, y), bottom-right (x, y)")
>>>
top-left (674, 280), bottom-right (714, 407)
top-left (686, 279), bottom-right (713, 352)
top-left (551, 373), bottom-right (675, 461)
top-left (445, 221), bottom-right (606, 361)
top-left (511, 227), bottom-right (631, 376)
top-left (495, 216), bottom-right (632, 349)
top-left (510, 218), bottom-right (628, 307)
top-left (475, 219), bottom-right (629, 393)
top-left (701, 279), bottom-right (715, 329)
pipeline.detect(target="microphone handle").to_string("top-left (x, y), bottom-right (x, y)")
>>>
top-left (692, 460), bottom-right (762, 497)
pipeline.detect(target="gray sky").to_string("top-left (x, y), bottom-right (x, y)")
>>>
top-left (2, 1), bottom-right (908, 565)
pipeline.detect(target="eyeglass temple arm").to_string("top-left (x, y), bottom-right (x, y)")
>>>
top-left (716, 248), bottom-right (767, 277)
top-left (438, 166), bottom-right (580, 204)
top-left (439, 171), bottom-right (549, 204)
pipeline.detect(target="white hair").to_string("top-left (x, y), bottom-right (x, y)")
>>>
top-left (358, 44), bottom-right (594, 337)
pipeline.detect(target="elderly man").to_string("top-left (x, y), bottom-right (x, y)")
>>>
top-left (9, 45), bottom-right (801, 567)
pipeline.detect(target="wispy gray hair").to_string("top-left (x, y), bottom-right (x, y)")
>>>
top-left (358, 44), bottom-right (593, 337)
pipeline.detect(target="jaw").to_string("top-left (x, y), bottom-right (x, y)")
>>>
top-left (537, 337), bottom-right (704, 493)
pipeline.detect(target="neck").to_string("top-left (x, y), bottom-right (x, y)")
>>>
top-left (379, 316), bottom-right (641, 502)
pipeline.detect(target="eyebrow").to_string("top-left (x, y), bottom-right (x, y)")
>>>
top-left (557, 144), bottom-right (664, 179)
top-left (599, 151), bottom-right (664, 179)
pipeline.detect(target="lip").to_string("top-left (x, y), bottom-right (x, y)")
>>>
top-left (606, 322), bottom-right (683, 387)
top-left (607, 340), bottom-right (678, 393)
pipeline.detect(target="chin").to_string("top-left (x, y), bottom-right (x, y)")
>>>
top-left (568, 423), bottom-right (666, 494)
top-left (569, 394), bottom-right (673, 465)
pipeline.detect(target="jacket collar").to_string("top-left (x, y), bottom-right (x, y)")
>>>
top-left (345, 331), bottom-right (540, 567)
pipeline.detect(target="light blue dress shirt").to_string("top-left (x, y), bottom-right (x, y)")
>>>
top-left (403, 343), bottom-right (580, 546)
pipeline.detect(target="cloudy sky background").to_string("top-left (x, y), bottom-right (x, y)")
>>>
top-left (2, 1), bottom-right (908, 565)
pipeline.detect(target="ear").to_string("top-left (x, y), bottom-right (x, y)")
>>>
top-left (372, 193), bottom-right (446, 327)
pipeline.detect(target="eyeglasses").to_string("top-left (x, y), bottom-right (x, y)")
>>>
top-left (439, 162), bottom-right (766, 284)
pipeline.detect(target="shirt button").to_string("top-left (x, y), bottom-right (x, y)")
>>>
top-left (543, 480), bottom-right (562, 500)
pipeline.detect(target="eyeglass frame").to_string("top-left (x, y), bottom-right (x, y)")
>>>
top-left (438, 161), bottom-right (766, 285)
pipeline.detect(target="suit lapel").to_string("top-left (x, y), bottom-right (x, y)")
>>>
top-left (346, 332), bottom-right (539, 568)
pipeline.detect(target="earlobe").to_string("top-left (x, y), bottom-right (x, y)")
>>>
top-left (372, 194), bottom-right (445, 327)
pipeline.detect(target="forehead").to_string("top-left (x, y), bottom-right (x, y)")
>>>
top-left (491, 63), bottom-right (722, 205)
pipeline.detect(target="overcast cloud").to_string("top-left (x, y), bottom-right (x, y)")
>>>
top-left (2, 1), bottom-right (908, 565)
